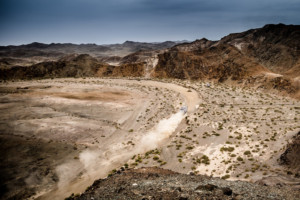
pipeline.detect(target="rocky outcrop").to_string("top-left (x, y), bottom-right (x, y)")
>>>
top-left (0, 54), bottom-right (145, 80)
top-left (1, 24), bottom-right (299, 98)
top-left (219, 24), bottom-right (300, 75)
top-left (172, 38), bottom-right (216, 52)
top-left (154, 24), bottom-right (300, 80)
top-left (153, 44), bottom-right (268, 81)
top-left (152, 24), bottom-right (300, 98)
top-left (66, 167), bottom-right (300, 200)
top-left (97, 62), bottom-right (145, 77)
top-left (0, 54), bottom-right (107, 80)
top-left (279, 131), bottom-right (300, 175)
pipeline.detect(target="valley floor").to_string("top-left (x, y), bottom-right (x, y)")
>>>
top-left (0, 78), bottom-right (299, 199)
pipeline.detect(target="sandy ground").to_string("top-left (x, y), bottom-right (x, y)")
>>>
top-left (0, 78), bottom-right (299, 199)
top-left (131, 80), bottom-right (300, 184)
top-left (0, 78), bottom-right (199, 200)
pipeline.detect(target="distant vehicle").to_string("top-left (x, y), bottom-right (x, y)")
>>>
top-left (180, 106), bottom-right (188, 114)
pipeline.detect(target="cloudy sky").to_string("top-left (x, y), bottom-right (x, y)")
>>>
top-left (0, 0), bottom-right (299, 45)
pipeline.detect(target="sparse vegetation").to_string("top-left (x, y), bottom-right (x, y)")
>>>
top-left (2, 76), bottom-right (300, 199)
top-left (220, 146), bottom-right (235, 152)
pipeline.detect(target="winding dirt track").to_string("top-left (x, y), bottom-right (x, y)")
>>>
top-left (108, 79), bottom-right (201, 112)
top-left (38, 79), bottom-right (201, 200)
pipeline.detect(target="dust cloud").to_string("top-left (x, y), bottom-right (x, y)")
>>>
top-left (54, 111), bottom-right (185, 196)
top-left (139, 111), bottom-right (184, 151)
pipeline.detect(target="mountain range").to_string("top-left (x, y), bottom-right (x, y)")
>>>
top-left (0, 23), bottom-right (299, 98)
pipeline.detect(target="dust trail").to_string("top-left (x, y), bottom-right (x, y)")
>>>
top-left (48, 111), bottom-right (185, 199)
top-left (138, 111), bottom-right (184, 151)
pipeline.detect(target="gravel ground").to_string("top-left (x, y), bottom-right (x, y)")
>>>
top-left (69, 167), bottom-right (300, 200)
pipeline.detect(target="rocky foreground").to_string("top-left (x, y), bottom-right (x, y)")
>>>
top-left (67, 167), bottom-right (300, 200)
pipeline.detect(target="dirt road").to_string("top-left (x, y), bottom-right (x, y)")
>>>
top-left (0, 78), bottom-right (200, 199)
top-left (1, 78), bottom-right (299, 199)
top-left (41, 78), bottom-right (200, 200)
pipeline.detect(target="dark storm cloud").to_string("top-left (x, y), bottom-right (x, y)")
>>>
top-left (127, 0), bottom-right (224, 14)
top-left (0, 0), bottom-right (299, 45)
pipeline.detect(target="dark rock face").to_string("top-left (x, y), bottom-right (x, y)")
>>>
top-left (279, 131), bottom-right (300, 174)
top-left (67, 167), bottom-right (300, 200)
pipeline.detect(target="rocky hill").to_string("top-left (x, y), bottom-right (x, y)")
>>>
top-left (66, 167), bottom-right (300, 200)
top-left (153, 43), bottom-right (268, 80)
top-left (152, 24), bottom-right (300, 98)
top-left (0, 54), bottom-right (146, 80)
top-left (0, 24), bottom-right (299, 98)
top-left (0, 41), bottom-right (179, 58)
top-left (0, 54), bottom-right (106, 80)
top-left (0, 41), bottom-right (180, 68)
top-left (154, 24), bottom-right (299, 78)
top-left (219, 24), bottom-right (300, 76)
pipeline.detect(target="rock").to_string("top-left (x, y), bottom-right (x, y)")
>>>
top-left (179, 194), bottom-right (188, 200)
top-left (132, 189), bottom-right (140, 195)
top-left (279, 131), bottom-right (300, 173)
top-left (75, 167), bottom-right (300, 200)
top-left (221, 187), bottom-right (233, 196)
top-left (233, 194), bottom-right (243, 200)
top-left (189, 172), bottom-right (195, 175)
top-left (116, 186), bottom-right (124, 193)
top-left (195, 184), bottom-right (217, 191)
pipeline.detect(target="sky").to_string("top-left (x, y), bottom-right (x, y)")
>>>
top-left (0, 0), bottom-right (299, 45)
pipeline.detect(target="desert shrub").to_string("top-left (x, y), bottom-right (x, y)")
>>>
top-left (220, 146), bottom-right (235, 152)
top-left (160, 161), bottom-right (167, 166)
top-left (186, 145), bottom-right (194, 150)
top-left (197, 155), bottom-right (210, 165)
top-left (237, 156), bottom-right (243, 162)
top-left (135, 155), bottom-right (142, 163)
top-left (153, 156), bottom-right (159, 160)
top-left (221, 175), bottom-right (230, 179)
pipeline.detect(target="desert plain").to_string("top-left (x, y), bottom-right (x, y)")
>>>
top-left (0, 77), bottom-right (299, 199)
